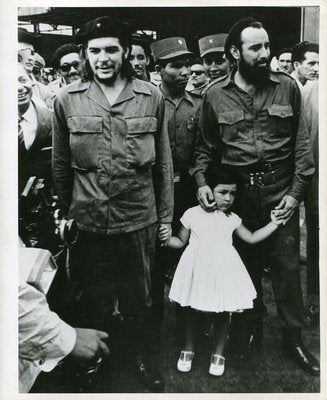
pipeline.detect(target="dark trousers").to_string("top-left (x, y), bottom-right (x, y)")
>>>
top-left (233, 168), bottom-right (308, 330)
top-left (304, 172), bottom-right (319, 304)
top-left (67, 224), bottom-right (157, 354)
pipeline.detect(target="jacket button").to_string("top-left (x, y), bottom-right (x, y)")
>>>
top-left (39, 358), bottom-right (45, 365)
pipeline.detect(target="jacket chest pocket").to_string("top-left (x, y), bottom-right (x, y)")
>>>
top-left (218, 110), bottom-right (247, 141)
top-left (125, 116), bottom-right (157, 167)
top-left (68, 115), bottom-right (103, 170)
top-left (267, 104), bottom-right (293, 138)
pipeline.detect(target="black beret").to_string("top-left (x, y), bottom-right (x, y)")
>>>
top-left (74, 16), bottom-right (133, 46)
top-left (18, 27), bottom-right (39, 47)
top-left (51, 43), bottom-right (80, 68)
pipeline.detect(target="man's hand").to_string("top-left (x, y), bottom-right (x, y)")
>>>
top-left (274, 195), bottom-right (299, 225)
top-left (197, 185), bottom-right (216, 211)
top-left (158, 223), bottom-right (172, 247)
top-left (69, 328), bottom-right (109, 363)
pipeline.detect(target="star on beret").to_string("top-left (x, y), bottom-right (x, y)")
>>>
top-left (178, 39), bottom-right (183, 45)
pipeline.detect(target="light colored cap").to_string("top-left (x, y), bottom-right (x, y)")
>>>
top-left (33, 52), bottom-right (45, 68)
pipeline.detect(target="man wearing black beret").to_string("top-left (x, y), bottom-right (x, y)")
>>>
top-left (52, 16), bottom-right (174, 392)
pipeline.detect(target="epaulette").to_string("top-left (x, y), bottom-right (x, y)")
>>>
top-left (202, 75), bottom-right (228, 95)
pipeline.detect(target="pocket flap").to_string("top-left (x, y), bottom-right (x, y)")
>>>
top-left (125, 116), bottom-right (157, 134)
top-left (68, 116), bottom-right (103, 133)
top-left (268, 105), bottom-right (293, 118)
top-left (218, 110), bottom-right (244, 125)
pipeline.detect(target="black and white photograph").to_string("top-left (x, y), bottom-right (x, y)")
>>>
top-left (0, 1), bottom-right (325, 396)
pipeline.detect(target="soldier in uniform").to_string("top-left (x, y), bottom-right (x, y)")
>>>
top-left (150, 37), bottom-right (202, 335)
top-left (52, 16), bottom-right (174, 391)
top-left (199, 33), bottom-right (230, 86)
top-left (190, 17), bottom-right (319, 376)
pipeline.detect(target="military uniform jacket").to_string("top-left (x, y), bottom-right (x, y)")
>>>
top-left (190, 70), bottom-right (314, 201)
top-left (53, 78), bottom-right (174, 235)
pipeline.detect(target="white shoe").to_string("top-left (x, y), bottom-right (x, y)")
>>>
top-left (209, 354), bottom-right (225, 376)
top-left (177, 350), bottom-right (194, 372)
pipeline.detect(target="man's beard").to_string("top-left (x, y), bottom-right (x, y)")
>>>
top-left (239, 57), bottom-right (270, 85)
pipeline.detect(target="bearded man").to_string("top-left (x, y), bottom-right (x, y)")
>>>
top-left (190, 17), bottom-right (319, 376)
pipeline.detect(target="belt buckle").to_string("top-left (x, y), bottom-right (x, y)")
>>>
top-left (249, 172), bottom-right (264, 186)
top-left (250, 171), bottom-right (275, 186)
top-left (174, 172), bottom-right (180, 183)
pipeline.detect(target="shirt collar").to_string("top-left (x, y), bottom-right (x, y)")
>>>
top-left (159, 84), bottom-right (194, 105)
top-left (221, 68), bottom-right (281, 89)
top-left (67, 77), bottom-right (152, 97)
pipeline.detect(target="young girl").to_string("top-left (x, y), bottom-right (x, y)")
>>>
top-left (159, 168), bottom-right (285, 376)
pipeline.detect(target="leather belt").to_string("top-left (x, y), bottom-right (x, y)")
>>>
top-left (226, 161), bottom-right (291, 187)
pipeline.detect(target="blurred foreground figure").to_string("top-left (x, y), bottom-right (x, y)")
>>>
top-left (19, 245), bottom-right (109, 393)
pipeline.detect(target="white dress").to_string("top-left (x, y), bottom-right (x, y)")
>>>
top-left (169, 206), bottom-right (257, 313)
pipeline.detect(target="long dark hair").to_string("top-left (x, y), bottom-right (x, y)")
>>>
top-left (79, 37), bottom-right (135, 82)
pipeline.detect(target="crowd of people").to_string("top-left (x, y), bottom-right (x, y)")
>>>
top-left (17, 14), bottom-right (319, 393)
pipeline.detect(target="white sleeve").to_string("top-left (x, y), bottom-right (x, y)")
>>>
top-left (232, 212), bottom-right (242, 229)
top-left (180, 208), bottom-right (192, 229)
top-left (19, 282), bottom-right (76, 372)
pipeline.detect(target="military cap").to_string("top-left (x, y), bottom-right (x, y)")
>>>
top-left (18, 27), bottom-right (38, 47)
top-left (74, 16), bottom-right (133, 46)
top-left (199, 33), bottom-right (228, 58)
top-left (151, 37), bottom-right (193, 62)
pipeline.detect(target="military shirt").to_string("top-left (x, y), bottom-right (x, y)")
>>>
top-left (159, 85), bottom-right (202, 173)
top-left (190, 70), bottom-right (314, 201)
top-left (53, 78), bottom-right (174, 235)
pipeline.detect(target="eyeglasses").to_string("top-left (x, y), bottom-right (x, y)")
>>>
top-left (190, 70), bottom-right (205, 76)
top-left (59, 61), bottom-right (80, 72)
top-left (32, 67), bottom-right (41, 75)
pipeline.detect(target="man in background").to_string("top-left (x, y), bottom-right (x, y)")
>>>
top-left (187, 57), bottom-right (209, 96)
top-left (276, 47), bottom-right (293, 74)
top-left (18, 63), bottom-right (52, 195)
top-left (130, 37), bottom-right (151, 81)
top-left (48, 43), bottom-right (81, 95)
top-left (18, 28), bottom-right (55, 108)
top-left (291, 41), bottom-right (319, 87)
top-left (32, 52), bottom-right (46, 83)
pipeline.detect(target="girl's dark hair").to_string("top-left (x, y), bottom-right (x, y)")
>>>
top-left (205, 165), bottom-right (242, 191)
top-left (79, 37), bottom-right (135, 82)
